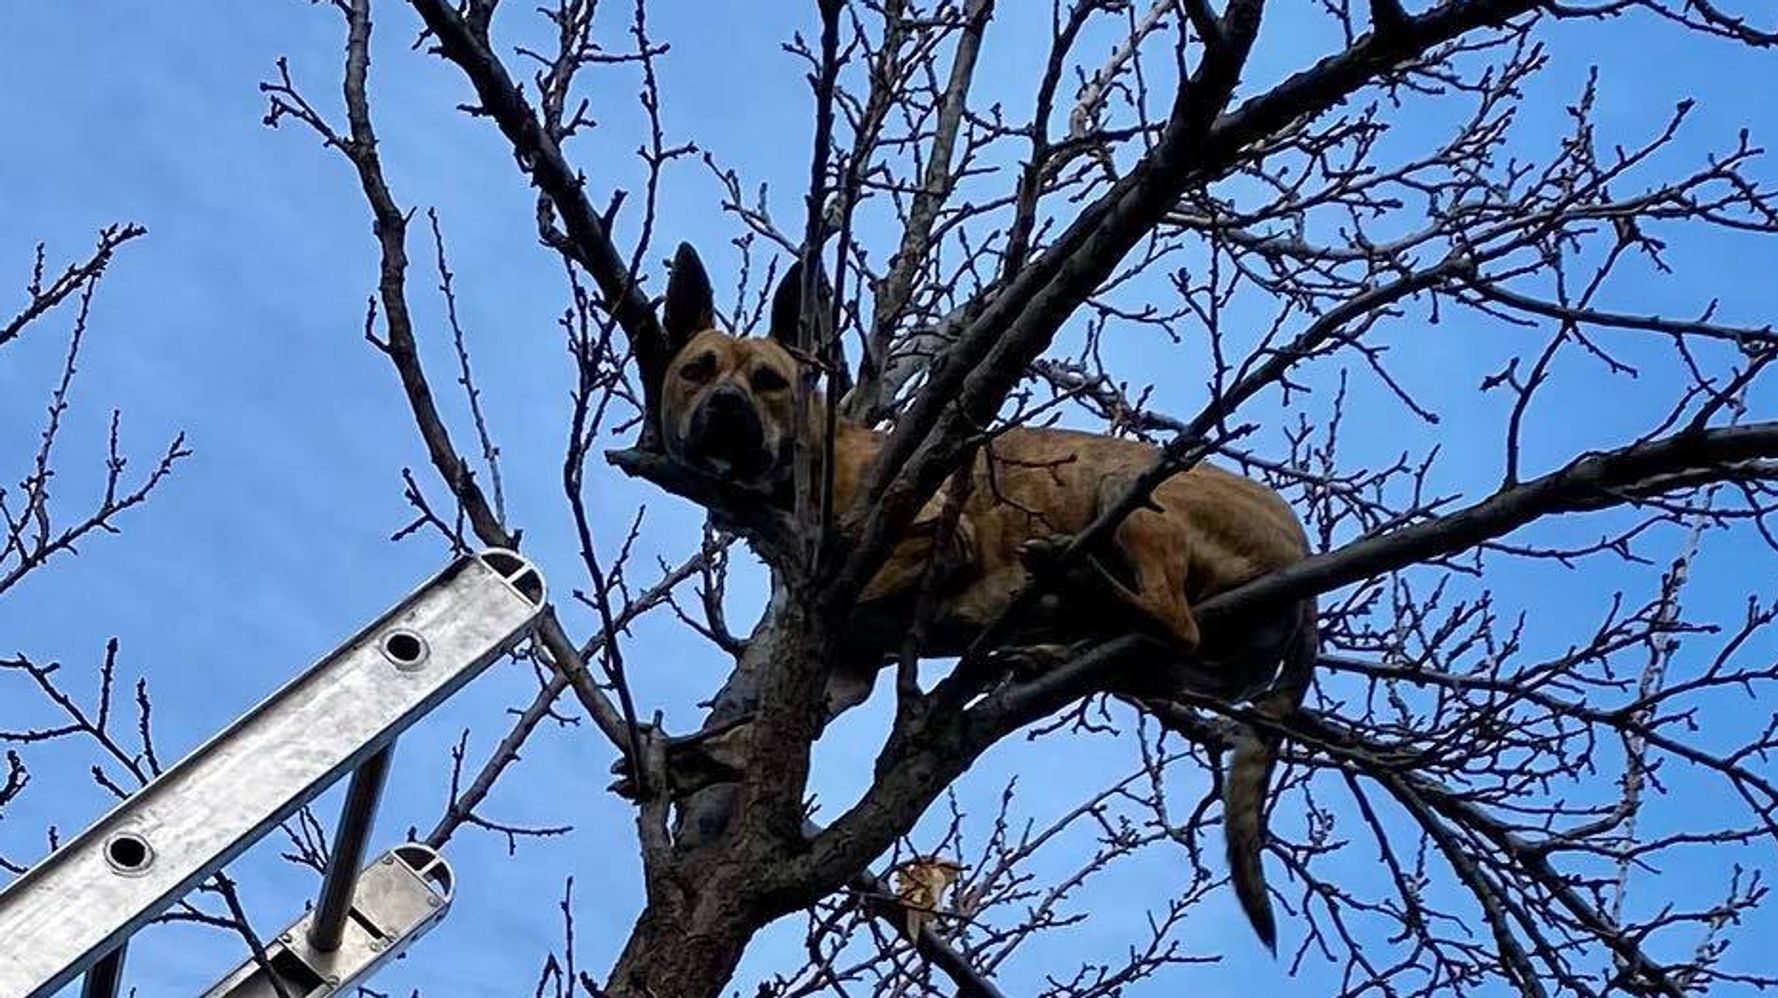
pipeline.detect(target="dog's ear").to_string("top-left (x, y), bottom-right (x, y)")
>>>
top-left (768, 258), bottom-right (834, 348)
top-left (768, 259), bottom-right (806, 347)
top-left (663, 243), bottom-right (716, 356)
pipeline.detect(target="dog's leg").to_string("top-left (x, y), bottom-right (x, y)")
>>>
top-left (1017, 524), bottom-right (1199, 654)
top-left (991, 638), bottom-right (1100, 678)
top-left (822, 657), bottom-right (882, 722)
top-left (1096, 472), bottom-right (1201, 652)
top-left (1122, 536), bottom-right (1199, 650)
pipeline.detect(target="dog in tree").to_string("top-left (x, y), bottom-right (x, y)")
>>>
top-left (650, 243), bottom-right (1316, 950)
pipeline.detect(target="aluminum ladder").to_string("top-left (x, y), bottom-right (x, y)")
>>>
top-left (0, 550), bottom-right (547, 997)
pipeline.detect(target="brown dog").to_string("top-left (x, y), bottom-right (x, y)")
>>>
top-left (655, 243), bottom-right (1316, 951)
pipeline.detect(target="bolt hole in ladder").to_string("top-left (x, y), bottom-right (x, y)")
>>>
top-left (0, 550), bottom-right (548, 997)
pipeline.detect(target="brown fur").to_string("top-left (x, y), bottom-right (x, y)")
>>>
top-left (656, 243), bottom-right (1317, 950)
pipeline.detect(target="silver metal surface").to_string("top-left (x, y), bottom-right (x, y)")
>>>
top-left (308, 744), bottom-right (394, 953)
top-left (201, 843), bottom-right (456, 998)
top-left (0, 550), bottom-right (545, 998)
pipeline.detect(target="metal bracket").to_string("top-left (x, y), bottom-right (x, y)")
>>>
top-left (0, 550), bottom-right (547, 998)
top-left (201, 843), bottom-right (455, 998)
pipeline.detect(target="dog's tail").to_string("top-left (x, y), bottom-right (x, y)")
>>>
top-left (1224, 598), bottom-right (1317, 953)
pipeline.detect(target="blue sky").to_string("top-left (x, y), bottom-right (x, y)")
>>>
top-left (2, 3), bottom-right (1776, 996)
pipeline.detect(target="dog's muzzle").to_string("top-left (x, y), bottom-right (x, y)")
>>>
top-left (684, 385), bottom-right (773, 479)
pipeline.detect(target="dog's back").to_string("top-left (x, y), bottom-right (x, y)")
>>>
top-left (852, 426), bottom-right (1306, 646)
top-left (954, 426), bottom-right (1306, 601)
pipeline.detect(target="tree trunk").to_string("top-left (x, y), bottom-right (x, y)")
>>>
top-left (603, 902), bottom-right (752, 998)
top-left (604, 583), bottom-right (824, 998)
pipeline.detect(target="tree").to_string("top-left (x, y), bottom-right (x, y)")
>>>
top-left (8, 1), bottom-right (1778, 995)
top-left (0, 227), bottom-right (234, 932)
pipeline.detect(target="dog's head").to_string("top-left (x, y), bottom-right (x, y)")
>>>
top-left (657, 244), bottom-right (819, 486)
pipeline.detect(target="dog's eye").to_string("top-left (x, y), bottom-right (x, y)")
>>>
top-left (750, 367), bottom-right (790, 393)
top-left (678, 352), bottom-right (718, 383)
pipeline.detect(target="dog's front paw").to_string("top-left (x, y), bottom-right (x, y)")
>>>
top-left (991, 641), bottom-right (1091, 678)
top-left (1018, 534), bottom-right (1073, 574)
top-left (606, 720), bottom-right (752, 800)
top-left (607, 759), bottom-right (644, 800)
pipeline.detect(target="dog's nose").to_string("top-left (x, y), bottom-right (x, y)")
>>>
top-left (705, 384), bottom-right (752, 417)
top-left (688, 385), bottom-right (768, 474)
